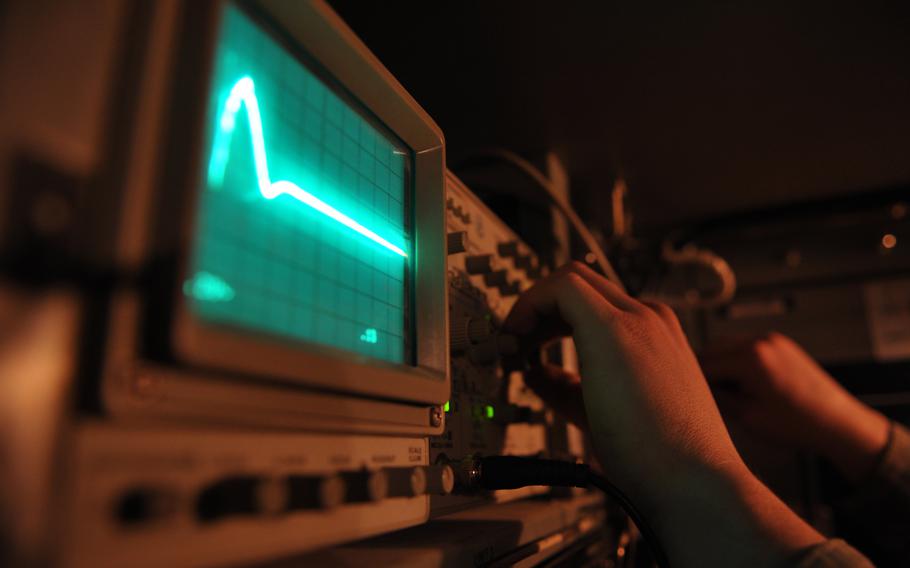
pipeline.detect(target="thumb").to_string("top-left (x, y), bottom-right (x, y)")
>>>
top-left (524, 363), bottom-right (587, 428)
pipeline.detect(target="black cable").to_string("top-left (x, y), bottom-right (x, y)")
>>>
top-left (587, 471), bottom-right (670, 568)
top-left (468, 456), bottom-right (670, 568)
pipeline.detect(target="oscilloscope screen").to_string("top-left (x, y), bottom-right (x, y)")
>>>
top-left (185, 4), bottom-right (412, 364)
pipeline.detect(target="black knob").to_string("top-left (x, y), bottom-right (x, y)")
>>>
top-left (286, 474), bottom-right (345, 510)
top-left (451, 317), bottom-right (494, 353)
top-left (196, 476), bottom-right (281, 522)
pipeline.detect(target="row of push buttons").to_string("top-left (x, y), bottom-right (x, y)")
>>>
top-left (116, 465), bottom-right (454, 526)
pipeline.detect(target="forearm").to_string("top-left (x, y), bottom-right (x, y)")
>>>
top-left (641, 462), bottom-right (823, 568)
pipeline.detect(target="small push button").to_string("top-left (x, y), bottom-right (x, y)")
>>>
top-left (384, 467), bottom-right (427, 498)
top-left (341, 469), bottom-right (388, 503)
top-left (115, 486), bottom-right (177, 526)
top-left (196, 475), bottom-right (283, 522)
top-left (424, 465), bottom-right (455, 495)
top-left (286, 474), bottom-right (345, 510)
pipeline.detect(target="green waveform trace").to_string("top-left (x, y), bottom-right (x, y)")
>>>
top-left (184, 271), bottom-right (235, 303)
top-left (206, 76), bottom-right (407, 258)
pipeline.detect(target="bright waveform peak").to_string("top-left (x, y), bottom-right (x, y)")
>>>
top-left (207, 76), bottom-right (407, 258)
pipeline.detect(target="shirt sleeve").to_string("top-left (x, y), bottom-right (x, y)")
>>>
top-left (828, 421), bottom-right (910, 565)
top-left (876, 422), bottom-right (910, 499)
top-left (796, 539), bottom-right (875, 568)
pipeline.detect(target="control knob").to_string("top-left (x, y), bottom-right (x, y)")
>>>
top-left (451, 317), bottom-right (494, 353)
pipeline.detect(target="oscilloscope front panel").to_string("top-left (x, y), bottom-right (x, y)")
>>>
top-left (431, 174), bottom-right (586, 516)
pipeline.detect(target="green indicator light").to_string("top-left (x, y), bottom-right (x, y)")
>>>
top-left (207, 76), bottom-right (407, 258)
top-left (485, 405), bottom-right (495, 419)
top-left (184, 271), bottom-right (235, 303)
top-left (359, 328), bottom-right (378, 344)
top-left (443, 401), bottom-right (450, 413)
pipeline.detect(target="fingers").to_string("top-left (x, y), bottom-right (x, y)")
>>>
top-left (560, 261), bottom-right (642, 313)
top-left (502, 261), bottom-right (639, 341)
top-left (640, 300), bottom-right (684, 336)
top-left (698, 335), bottom-right (766, 384)
top-left (502, 265), bottom-right (617, 340)
top-left (523, 363), bottom-right (587, 427)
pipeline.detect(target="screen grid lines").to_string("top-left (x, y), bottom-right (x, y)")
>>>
top-left (186, 5), bottom-right (409, 364)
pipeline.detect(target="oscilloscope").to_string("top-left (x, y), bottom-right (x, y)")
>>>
top-left (0, 1), bottom-right (605, 566)
top-left (172, 3), bottom-right (448, 404)
top-left (95, 0), bottom-right (450, 431)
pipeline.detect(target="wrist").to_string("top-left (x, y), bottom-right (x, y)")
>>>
top-left (642, 462), bottom-right (822, 567)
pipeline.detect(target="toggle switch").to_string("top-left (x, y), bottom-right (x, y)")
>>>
top-left (499, 281), bottom-right (521, 296)
top-left (447, 231), bottom-right (468, 254)
top-left (514, 255), bottom-right (535, 271)
top-left (465, 254), bottom-right (494, 274)
top-left (286, 474), bottom-right (345, 510)
top-left (497, 241), bottom-right (519, 257)
top-left (484, 269), bottom-right (508, 287)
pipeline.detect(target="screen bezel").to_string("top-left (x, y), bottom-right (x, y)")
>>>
top-left (169, 0), bottom-right (448, 406)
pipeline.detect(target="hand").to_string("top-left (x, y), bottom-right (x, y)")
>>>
top-left (504, 263), bottom-right (740, 497)
top-left (502, 262), bottom-right (821, 567)
top-left (701, 333), bottom-right (890, 481)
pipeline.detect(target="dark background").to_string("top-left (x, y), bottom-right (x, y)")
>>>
top-left (328, 0), bottom-right (910, 235)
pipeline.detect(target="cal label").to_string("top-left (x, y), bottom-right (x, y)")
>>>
top-left (864, 278), bottom-right (910, 361)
